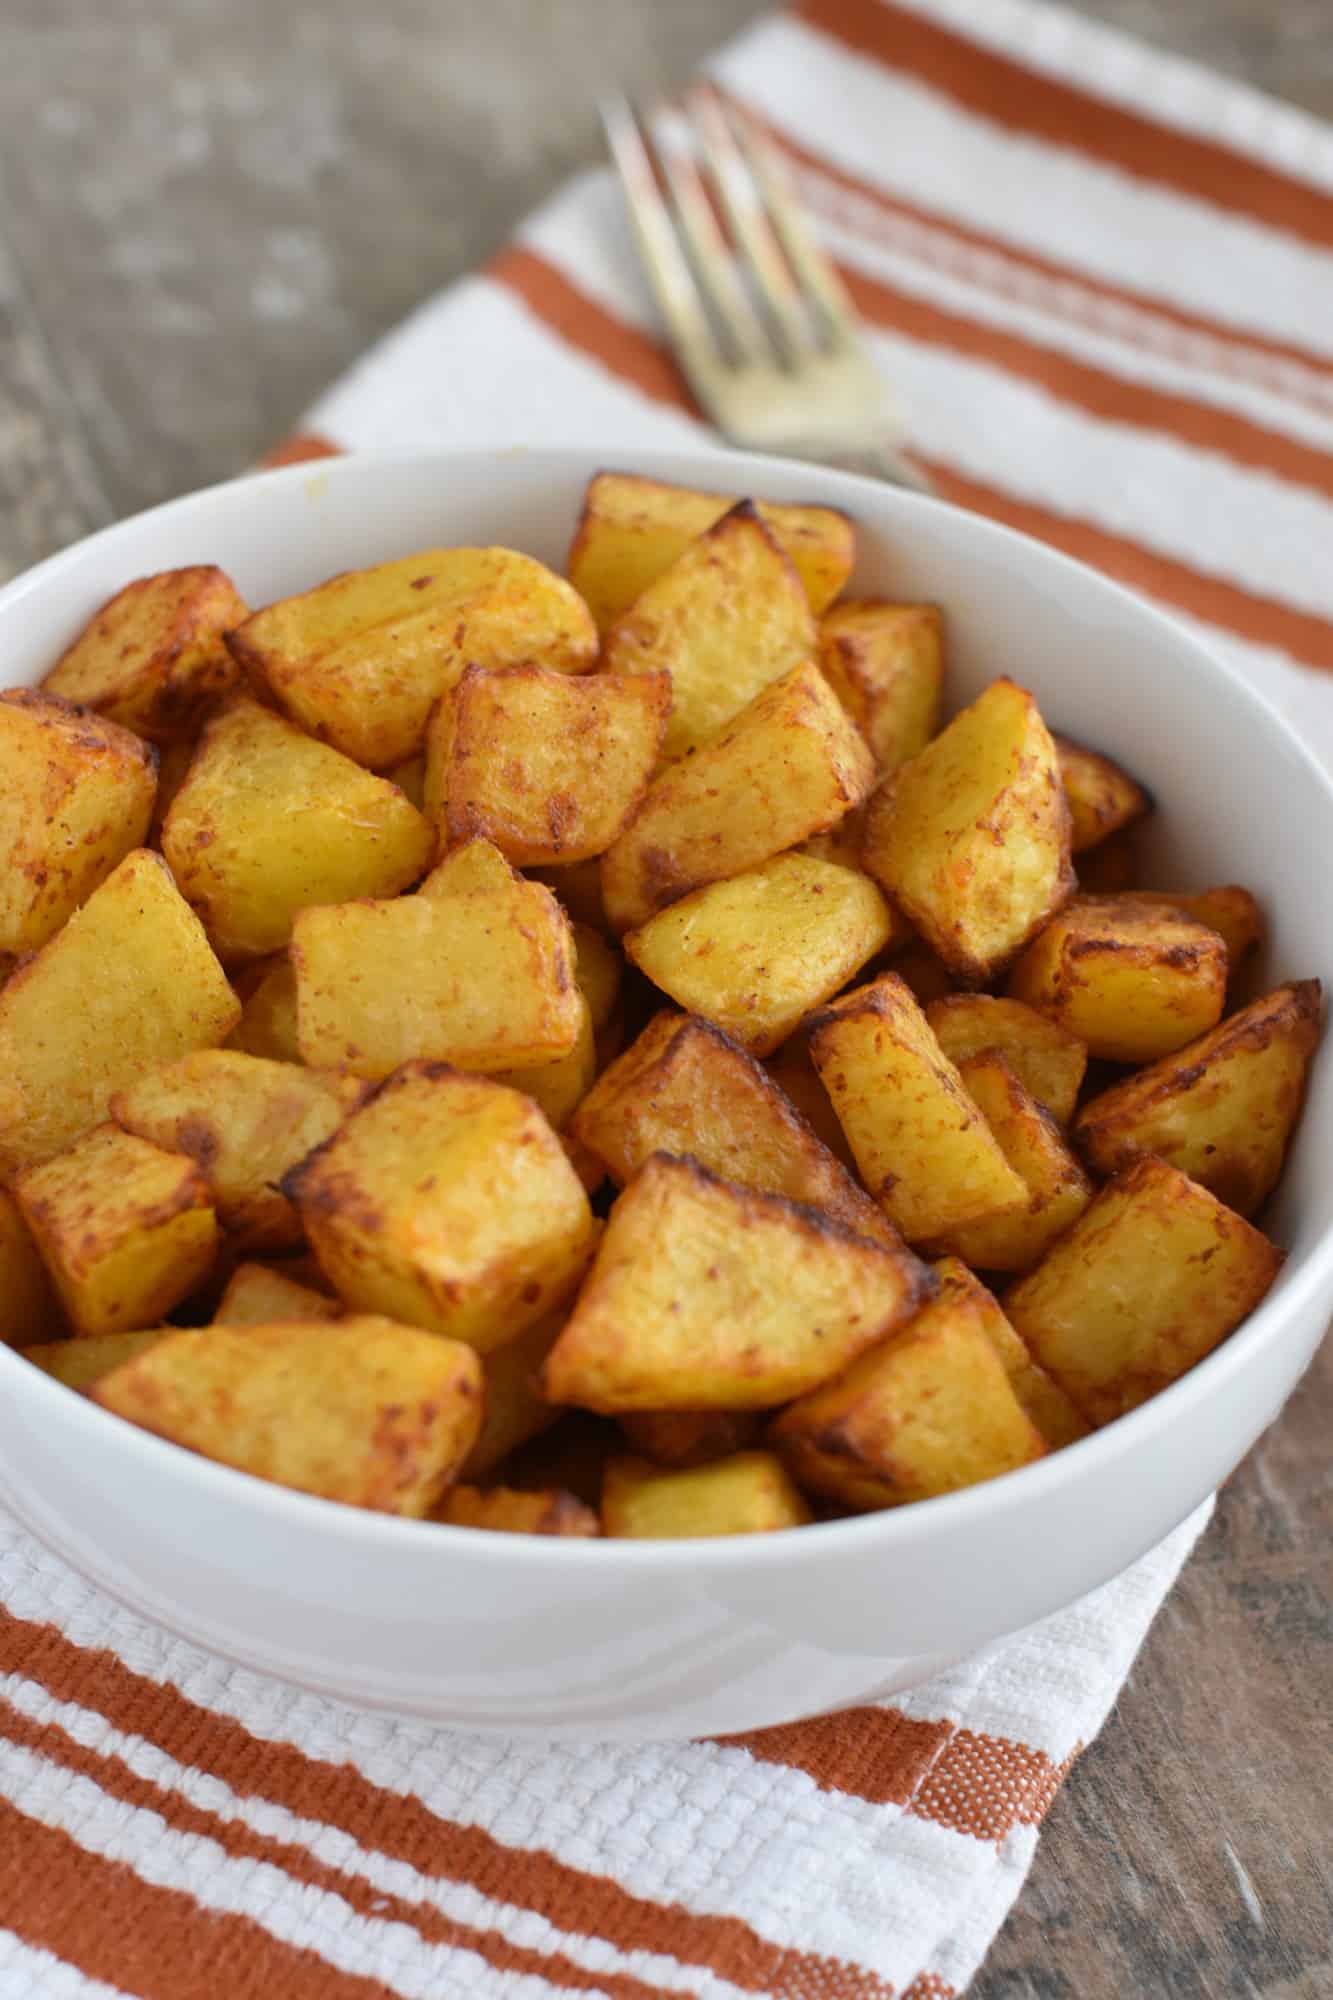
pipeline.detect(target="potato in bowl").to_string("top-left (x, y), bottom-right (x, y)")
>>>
top-left (0, 444), bottom-right (1328, 1741)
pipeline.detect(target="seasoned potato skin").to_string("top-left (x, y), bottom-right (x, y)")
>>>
top-left (924, 993), bottom-right (1087, 1126)
top-left (930, 1258), bottom-right (1089, 1450)
top-left (817, 600), bottom-right (944, 772)
top-left (0, 691), bottom-right (157, 956)
top-left (567, 470), bottom-right (854, 629)
top-left (1004, 1157), bottom-right (1284, 1425)
top-left (1008, 895), bottom-right (1227, 1063)
top-left (1073, 981), bottom-right (1321, 1216)
top-left (602, 662), bottom-right (875, 933)
top-left (1053, 734), bottom-right (1152, 853)
top-left (432, 1484), bottom-right (599, 1536)
top-left (618, 1409), bottom-right (763, 1469)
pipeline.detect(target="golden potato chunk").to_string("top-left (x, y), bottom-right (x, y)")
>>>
top-left (601, 662), bottom-right (875, 933)
top-left (1109, 886), bottom-right (1264, 974)
top-left (567, 470), bottom-right (854, 629)
top-left (434, 664), bottom-right (670, 864)
top-left (162, 698), bottom-right (433, 960)
top-left (0, 1188), bottom-right (64, 1347)
top-left (213, 1260), bottom-right (341, 1325)
top-left (226, 956), bottom-right (300, 1063)
top-left (569, 1011), bottom-right (898, 1247)
top-left (925, 1053), bottom-right (1092, 1272)
top-left (385, 752), bottom-right (426, 810)
top-left (1005, 1158), bottom-right (1283, 1425)
top-left (765, 1039), bottom-right (858, 1171)
top-left (93, 1318), bottom-right (483, 1515)
top-left (528, 857), bottom-right (610, 933)
top-left (0, 692), bottom-right (157, 956)
top-left (1073, 981), bottom-right (1321, 1217)
top-left (462, 1304), bottom-right (570, 1480)
top-left (542, 1153), bottom-right (927, 1413)
top-left (817, 601), bottom-right (943, 772)
top-left (924, 993), bottom-right (1087, 1126)
top-left (0, 849), bottom-right (240, 1177)
top-left (932, 1258), bottom-right (1088, 1449)
top-left (618, 1410), bottom-right (762, 1469)
top-left (771, 1289), bottom-right (1045, 1510)
top-left (624, 854), bottom-right (896, 1058)
top-left (432, 1484), bottom-right (599, 1536)
top-left (43, 565), bottom-right (247, 742)
top-left (1053, 734), bottom-right (1152, 853)
top-left (1008, 895), bottom-right (1227, 1063)
top-left (113, 1050), bottom-right (366, 1251)
top-left (21, 1326), bottom-right (177, 1392)
top-left (17, 1124), bottom-right (217, 1339)
top-left (286, 1062), bottom-right (596, 1353)
top-left (229, 547), bottom-right (597, 769)
top-left (798, 801), bottom-right (870, 873)
top-left (292, 841), bottom-right (581, 1080)
top-left (863, 678), bottom-right (1074, 982)
top-left (601, 502), bottom-right (816, 761)
top-left (808, 973), bottom-right (1027, 1245)
top-left (602, 1452), bottom-right (812, 1538)
top-left (495, 993), bottom-right (596, 1131)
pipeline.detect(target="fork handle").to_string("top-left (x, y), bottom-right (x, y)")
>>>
top-left (771, 441), bottom-right (935, 498)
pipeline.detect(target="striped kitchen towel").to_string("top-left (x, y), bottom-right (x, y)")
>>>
top-left (3, 1), bottom-right (1330, 1996)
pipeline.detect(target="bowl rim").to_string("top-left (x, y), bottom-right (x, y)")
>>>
top-left (3, 440), bottom-right (1331, 1573)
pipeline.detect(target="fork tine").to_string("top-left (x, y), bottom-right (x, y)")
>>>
top-left (724, 100), bottom-right (860, 346)
top-left (600, 98), bottom-right (721, 373)
top-left (648, 104), bottom-right (774, 368)
top-left (684, 84), bottom-right (816, 363)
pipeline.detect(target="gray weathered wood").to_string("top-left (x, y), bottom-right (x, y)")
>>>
top-left (0, 4), bottom-right (1328, 1996)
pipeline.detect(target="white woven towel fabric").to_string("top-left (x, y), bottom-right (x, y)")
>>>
top-left (2, 0), bottom-right (1330, 1993)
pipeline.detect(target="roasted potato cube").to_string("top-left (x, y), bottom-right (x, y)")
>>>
top-left (496, 992), bottom-right (596, 1130)
top-left (817, 601), bottom-right (943, 771)
top-left (1005, 1160), bottom-right (1284, 1424)
top-left (601, 663), bottom-right (875, 933)
top-left (925, 1053), bottom-right (1092, 1272)
top-left (113, 1050), bottom-right (366, 1251)
top-left (618, 1410), bottom-right (762, 1469)
top-left (17, 1125), bottom-right (218, 1339)
top-left (808, 973), bottom-right (1027, 1245)
top-left (432, 1484), bottom-right (599, 1536)
top-left (1124, 886), bottom-right (1264, 972)
top-left (286, 1062), bottom-right (596, 1353)
top-left (0, 692), bottom-right (157, 955)
top-left (924, 993), bottom-right (1087, 1125)
top-left (229, 547), bottom-right (597, 769)
top-left (602, 1451), bottom-right (812, 1538)
top-left (162, 698), bottom-right (433, 960)
top-left (542, 1153), bottom-right (927, 1412)
top-left (226, 955), bottom-right (301, 1063)
top-left (434, 664), bottom-right (669, 864)
top-left (567, 470), bottom-right (854, 629)
top-left (213, 1260), bottom-right (341, 1325)
top-left (772, 1301), bottom-right (1045, 1511)
top-left (93, 1317), bottom-right (483, 1515)
top-left (624, 854), bottom-right (896, 1058)
top-left (149, 735), bottom-right (197, 844)
top-left (1073, 981), bottom-right (1321, 1217)
top-left (1008, 896), bottom-right (1227, 1063)
top-left (601, 503), bottom-right (816, 761)
top-left (0, 1188), bottom-right (64, 1347)
top-left (42, 565), bottom-right (247, 742)
top-left (21, 1326), bottom-right (177, 1391)
top-left (292, 850), bottom-right (581, 1080)
top-left (0, 849), bottom-right (240, 1177)
top-left (572, 923), bottom-right (622, 1034)
top-left (570, 1011), bottom-right (898, 1247)
top-left (863, 678), bottom-right (1074, 982)
top-left (1054, 734), bottom-right (1152, 853)
top-left (932, 1258), bottom-right (1088, 1450)
top-left (417, 834), bottom-right (517, 901)
top-left (462, 1304), bottom-right (570, 1480)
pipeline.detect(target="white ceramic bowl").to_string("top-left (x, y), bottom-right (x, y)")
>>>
top-left (1, 445), bottom-right (1330, 1741)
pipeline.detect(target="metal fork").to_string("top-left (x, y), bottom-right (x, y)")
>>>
top-left (603, 87), bottom-right (931, 495)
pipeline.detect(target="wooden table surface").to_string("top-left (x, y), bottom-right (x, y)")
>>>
top-left (1, 3), bottom-right (1329, 1995)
